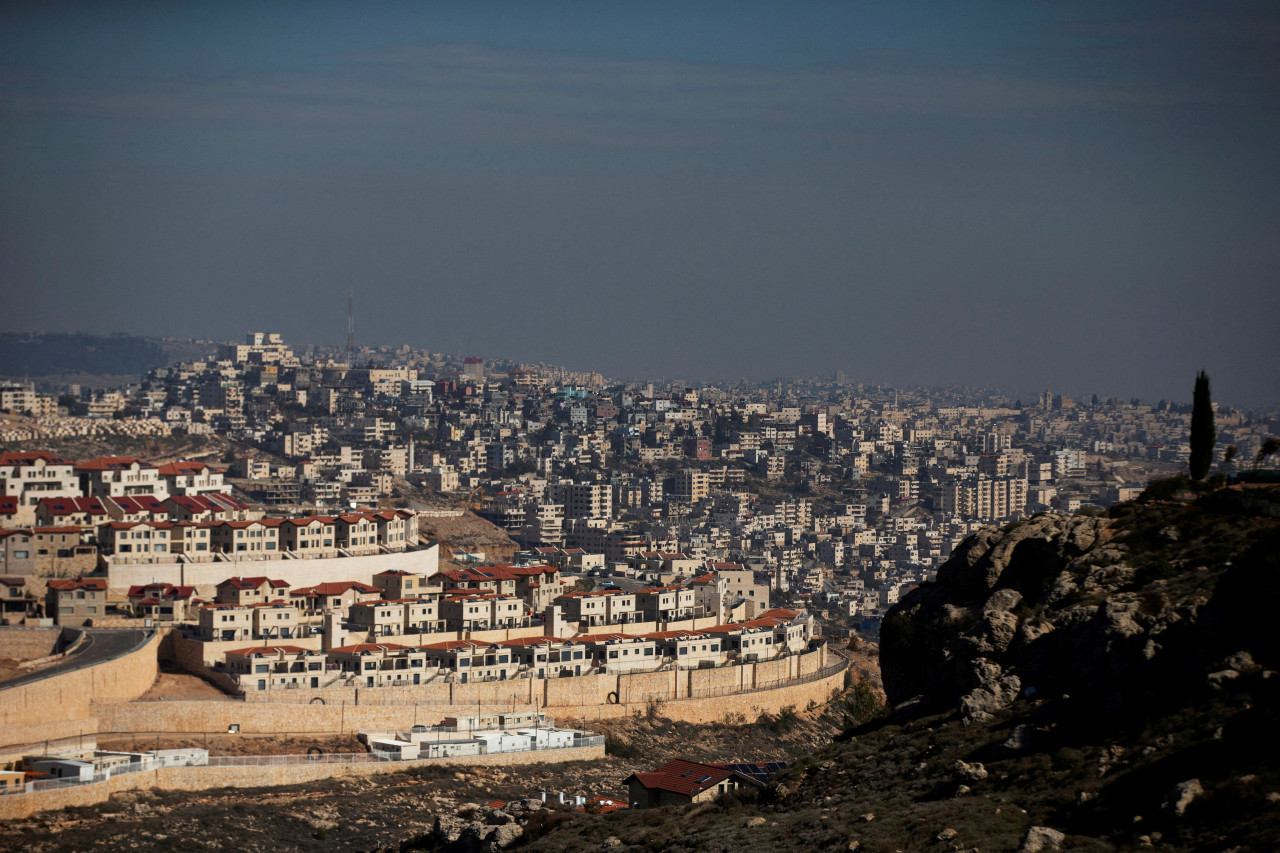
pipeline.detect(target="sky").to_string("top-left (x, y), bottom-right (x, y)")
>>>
top-left (1, 1), bottom-right (1277, 407)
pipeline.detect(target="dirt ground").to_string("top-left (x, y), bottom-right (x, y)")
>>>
top-left (134, 663), bottom-right (235, 701)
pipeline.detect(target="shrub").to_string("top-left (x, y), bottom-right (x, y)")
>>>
top-left (606, 735), bottom-right (641, 759)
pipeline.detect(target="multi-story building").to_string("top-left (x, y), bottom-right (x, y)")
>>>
top-left (46, 577), bottom-right (108, 625)
top-left (75, 457), bottom-right (167, 500)
top-left (0, 452), bottom-right (80, 524)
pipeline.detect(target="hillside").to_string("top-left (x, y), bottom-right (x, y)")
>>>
top-left (502, 483), bottom-right (1280, 852)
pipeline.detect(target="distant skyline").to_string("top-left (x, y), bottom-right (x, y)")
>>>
top-left (2, 2), bottom-right (1278, 407)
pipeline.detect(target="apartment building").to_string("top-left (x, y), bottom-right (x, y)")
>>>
top-left (75, 457), bottom-right (168, 500)
top-left (634, 585), bottom-right (697, 623)
top-left (0, 452), bottom-right (80, 523)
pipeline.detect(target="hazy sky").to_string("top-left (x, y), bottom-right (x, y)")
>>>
top-left (2, 1), bottom-right (1277, 406)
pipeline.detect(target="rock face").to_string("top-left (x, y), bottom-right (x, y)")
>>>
top-left (880, 498), bottom-right (1280, 719)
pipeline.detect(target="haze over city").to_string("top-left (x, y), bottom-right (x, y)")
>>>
top-left (2, 1), bottom-right (1278, 407)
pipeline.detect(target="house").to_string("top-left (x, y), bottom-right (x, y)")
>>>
top-left (126, 582), bottom-right (197, 621)
top-left (290, 580), bottom-right (382, 615)
top-left (634, 585), bottom-right (697, 623)
top-left (75, 456), bottom-right (167, 500)
top-left (417, 639), bottom-right (514, 683)
top-left (574, 632), bottom-right (658, 673)
top-left (438, 591), bottom-right (524, 630)
top-left (163, 493), bottom-right (249, 523)
top-left (99, 521), bottom-right (179, 562)
top-left (107, 495), bottom-right (170, 523)
top-left (0, 452), bottom-right (80, 523)
top-left (276, 516), bottom-right (337, 558)
top-left (198, 604), bottom-right (254, 641)
top-left (625, 759), bottom-right (765, 809)
top-left (1, 576), bottom-right (30, 620)
top-left (641, 630), bottom-right (724, 669)
top-left (251, 602), bottom-right (300, 639)
top-left (156, 461), bottom-right (225, 496)
top-left (35, 497), bottom-right (112, 532)
top-left (215, 576), bottom-right (290, 606)
top-left (554, 589), bottom-right (639, 627)
top-left (223, 645), bottom-right (327, 691)
top-left (0, 526), bottom-right (96, 576)
top-left (371, 568), bottom-right (439, 601)
top-left (327, 642), bottom-right (430, 687)
top-left (45, 577), bottom-right (108, 626)
top-left (209, 519), bottom-right (283, 556)
top-left (497, 636), bottom-right (586, 678)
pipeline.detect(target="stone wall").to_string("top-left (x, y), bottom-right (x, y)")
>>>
top-left (0, 627), bottom-right (65, 661)
top-left (0, 629), bottom-right (162, 731)
top-left (94, 649), bottom-right (846, 734)
top-left (0, 742), bottom-right (605, 821)
top-left (104, 545), bottom-right (440, 597)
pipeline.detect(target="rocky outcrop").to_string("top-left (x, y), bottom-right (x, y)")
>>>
top-left (881, 494), bottom-right (1280, 721)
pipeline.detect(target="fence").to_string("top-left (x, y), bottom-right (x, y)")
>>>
top-left (3, 736), bottom-right (605, 798)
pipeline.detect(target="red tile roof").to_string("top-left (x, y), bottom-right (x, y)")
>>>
top-left (75, 456), bottom-right (154, 471)
top-left (0, 451), bottom-right (73, 466)
top-left (627, 759), bottom-right (736, 797)
top-left (47, 577), bottom-right (107, 591)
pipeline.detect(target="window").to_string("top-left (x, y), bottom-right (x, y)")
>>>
top-left (13, 551), bottom-right (28, 559)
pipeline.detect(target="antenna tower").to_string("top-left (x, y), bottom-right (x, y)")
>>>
top-left (346, 290), bottom-right (355, 366)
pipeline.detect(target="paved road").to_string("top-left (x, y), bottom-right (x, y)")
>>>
top-left (0, 628), bottom-right (152, 691)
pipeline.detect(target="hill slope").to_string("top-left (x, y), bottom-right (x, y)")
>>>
top-left (511, 484), bottom-right (1280, 852)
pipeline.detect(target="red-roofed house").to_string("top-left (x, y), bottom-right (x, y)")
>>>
top-left (35, 497), bottom-right (112, 531)
top-left (290, 581), bottom-right (382, 615)
top-left (106, 495), bottom-right (170, 523)
top-left (156, 461), bottom-right (225, 496)
top-left (45, 576), bottom-right (108, 626)
top-left (0, 496), bottom-right (19, 527)
top-left (0, 452), bottom-right (80, 524)
top-left (625, 759), bottom-right (762, 809)
top-left (126, 582), bottom-right (197, 620)
top-left (223, 645), bottom-right (326, 692)
top-left (75, 457), bottom-right (167, 500)
top-left (0, 526), bottom-right (96, 576)
top-left (163, 493), bottom-right (249, 523)
top-left (417, 639), bottom-right (513, 683)
top-left (215, 576), bottom-right (290, 606)
top-left (327, 642), bottom-right (429, 687)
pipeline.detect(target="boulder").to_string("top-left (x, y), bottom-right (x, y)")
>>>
top-left (1020, 826), bottom-right (1065, 852)
top-left (1163, 779), bottom-right (1203, 817)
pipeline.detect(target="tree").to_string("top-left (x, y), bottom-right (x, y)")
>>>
top-left (1224, 445), bottom-right (1238, 473)
top-left (1188, 370), bottom-right (1215, 481)
top-left (1256, 436), bottom-right (1280, 472)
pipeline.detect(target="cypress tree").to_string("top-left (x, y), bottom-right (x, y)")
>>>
top-left (1189, 370), bottom-right (1215, 480)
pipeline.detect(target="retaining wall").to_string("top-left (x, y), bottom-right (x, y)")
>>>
top-left (0, 627), bottom-right (64, 661)
top-left (0, 742), bottom-right (604, 821)
top-left (104, 546), bottom-right (439, 598)
top-left (94, 652), bottom-right (846, 734)
top-left (0, 630), bottom-right (162, 731)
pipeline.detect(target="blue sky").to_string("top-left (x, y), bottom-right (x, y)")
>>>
top-left (1, 1), bottom-right (1277, 406)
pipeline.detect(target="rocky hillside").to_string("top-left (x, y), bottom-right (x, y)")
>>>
top-left (510, 483), bottom-right (1280, 853)
top-left (881, 484), bottom-right (1280, 724)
